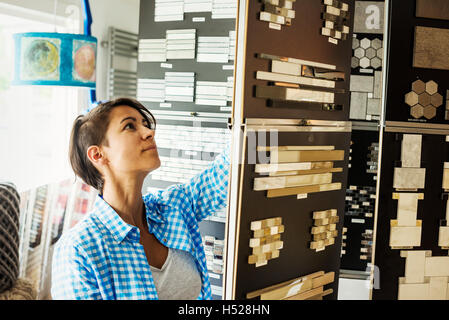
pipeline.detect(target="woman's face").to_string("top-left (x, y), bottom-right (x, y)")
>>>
top-left (101, 105), bottom-right (160, 177)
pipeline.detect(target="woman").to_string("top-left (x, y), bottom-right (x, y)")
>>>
top-left (51, 98), bottom-right (230, 300)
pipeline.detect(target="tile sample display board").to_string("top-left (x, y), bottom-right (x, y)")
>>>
top-left (230, 126), bottom-right (351, 300)
top-left (340, 128), bottom-right (378, 271)
top-left (382, 0), bottom-right (449, 124)
top-left (238, 0), bottom-right (355, 121)
top-left (372, 129), bottom-right (449, 299)
top-left (138, 0), bottom-right (237, 299)
top-left (371, 0), bottom-right (449, 300)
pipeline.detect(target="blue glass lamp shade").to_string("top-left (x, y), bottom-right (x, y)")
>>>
top-left (12, 32), bottom-right (97, 88)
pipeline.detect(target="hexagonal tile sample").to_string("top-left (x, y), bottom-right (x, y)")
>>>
top-left (360, 57), bottom-right (370, 68)
top-left (366, 47), bottom-right (376, 59)
top-left (412, 80), bottom-right (426, 94)
top-left (371, 57), bottom-right (382, 69)
top-left (351, 57), bottom-right (359, 68)
top-left (431, 93), bottom-right (443, 107)
top-left (423, 106), bottom-right (436, 119)
top-left (371, 38), bottom-right (382, 50)
top-left (405, 91), bottom-right (419, 106)
top-left (354, 47), bottom-right (365, 59)
top-left (425, 80), bottom-right (438, 95)
top-left (376, 48), bottom-right (383, 59)
top-left (418, 92), bottom-right (431, 106)
top-left (352, 38), bottom-right (360, 49)
top-left (410, 104), bottom-right (424, 118)
top-left (360, 38), bottom-right (371, 49)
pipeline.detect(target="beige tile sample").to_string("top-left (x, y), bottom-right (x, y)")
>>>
top-left (270, 150), bottom-right (345, 163)
top-left (425, 257), bottom-right (449, 277)
top-left (393, 193), bottom-right (424, 226)
top-left (267, 182), bottom-right (341, 198)
top-left (442, 166), bottom-right (449, 190)
top-left (413, 26), bottom-right (449, 71)
top-left (401, 250), bottom-right (430, 283)
top-left (253, 173), bottom-right (333, 191)
top-left (401, 134), bottom-right (422, 168)
top-left (271, 60), bottom-right (302, 76)
top-left (398, 278), bottom-right (429, 300)
top-left (429, 277), bottom-right (448, 300)
top-left (393, 168), bottom-right (426, 189)
top-left (255, 161), bottom-right (334, 174)
top-left (390, 225), bottom-right (422, 248)
top-left (438, 226), bottom-right (449, 247)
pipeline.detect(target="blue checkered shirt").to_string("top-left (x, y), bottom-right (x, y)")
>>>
top-left (51, 148), bottom-right (229, 300)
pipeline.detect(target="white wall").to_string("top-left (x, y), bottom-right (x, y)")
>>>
top-left (89, 0), bottom-right (140, 101)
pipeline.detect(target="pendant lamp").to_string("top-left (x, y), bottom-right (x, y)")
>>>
top-left (12, 0), bottom-right (97, 91)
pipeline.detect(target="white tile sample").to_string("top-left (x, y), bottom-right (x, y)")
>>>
top-left (350, 92), bottom-right (368, 120)
top-left (350, 75), bottom-right (374, 93)
top-left (401, 134), bottom-right (422, 168)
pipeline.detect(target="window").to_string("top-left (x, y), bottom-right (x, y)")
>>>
top-left (0, 3), bottom-right (85, 192)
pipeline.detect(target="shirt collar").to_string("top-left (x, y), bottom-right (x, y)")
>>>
top-left (93, 195), bottom-right (135, 243)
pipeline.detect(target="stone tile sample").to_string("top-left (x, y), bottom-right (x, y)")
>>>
top-left (413, 26), bottom-right (449, 71)
top-left (350, 92), bottom-right (368, 119)
top-left (401, 134), bottom-right (422, 168)
top-left (416, 0), bottom-right (449, 21)
top-left (393, 167), bottom-right (426, 189)
top-left (350, 75), bottom-right (374, 92)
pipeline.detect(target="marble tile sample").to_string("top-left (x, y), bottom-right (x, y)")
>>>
top-left (397, 251), bottom-right (449, 300)
top-left (137, 78), bottom-right (166, 102)
top-left (405, 79), bottom-right (442, 119)
top-left (228, 31), bottom-right (236, 60)
top-left (138, 39), bottom-right (166, 62)
top-left (439, 226), bottom-right (449, 247)
top-left (413, 26), bottom-right (449, 71)
top-left (248, 216), bottom-right (284, 267)
top-left (401, 134), bottom-right (422, 168)
top-left (155, 0), bottom-right (184, 22)
top-left (389, 225), bottom-right (422, 248)
top-left (246, 271), bottom-right (334, 300)
top-left (195, 80), bottom-right (233, 106)
top-left (164, 72), bottom-right (195, 102)
top-left (353, 1), bottom-right (384, 34)
top-left (349, 92), bottom-right (368, 120)
top-left (259, 0), bottom-right (296, 30)
top-left (393, 193), bottom-right (424, 227)
top-left (350, 75), bottom-right (374, 93)
top-left (393, 167), bottom-right (426, 190)
top-left (166, 29), bottom-right (196, 59)
top-left (211, 0), bottom-right (238, 19)
top-left (184, 0), bottom-right (213, 13)
top-left (255, 86), bottom-right (335, 104)
top-left (321, 0), bottom-right (350, 44)
top-left (352, 37), bottom-right (383, 69)
top-left (416, 0), bottom-right (449, 21)
top-left (197, 36), bottom-right (230, 63)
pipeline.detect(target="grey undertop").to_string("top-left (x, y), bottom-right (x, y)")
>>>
top-left (150, 247), bottom-right (202, 300)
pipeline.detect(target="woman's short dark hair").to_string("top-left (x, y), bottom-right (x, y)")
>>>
top-left (68, 97), bottom-right (156, 193)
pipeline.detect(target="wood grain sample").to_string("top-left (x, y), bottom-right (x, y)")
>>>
top-left (269, 149), bottom-right (345, 163)
top-left (310, 209), bottom-right (339, 252)
top-left (248, 216), bottom-right (284, 267)
top-left (246, 271), bottom-right (334, 300)
top-left (267, 182), bottom-right (342, 198)
top-left (413, 26), bottom-right (449, 71)
top-left (416, 0), bottom-right (449, 21)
